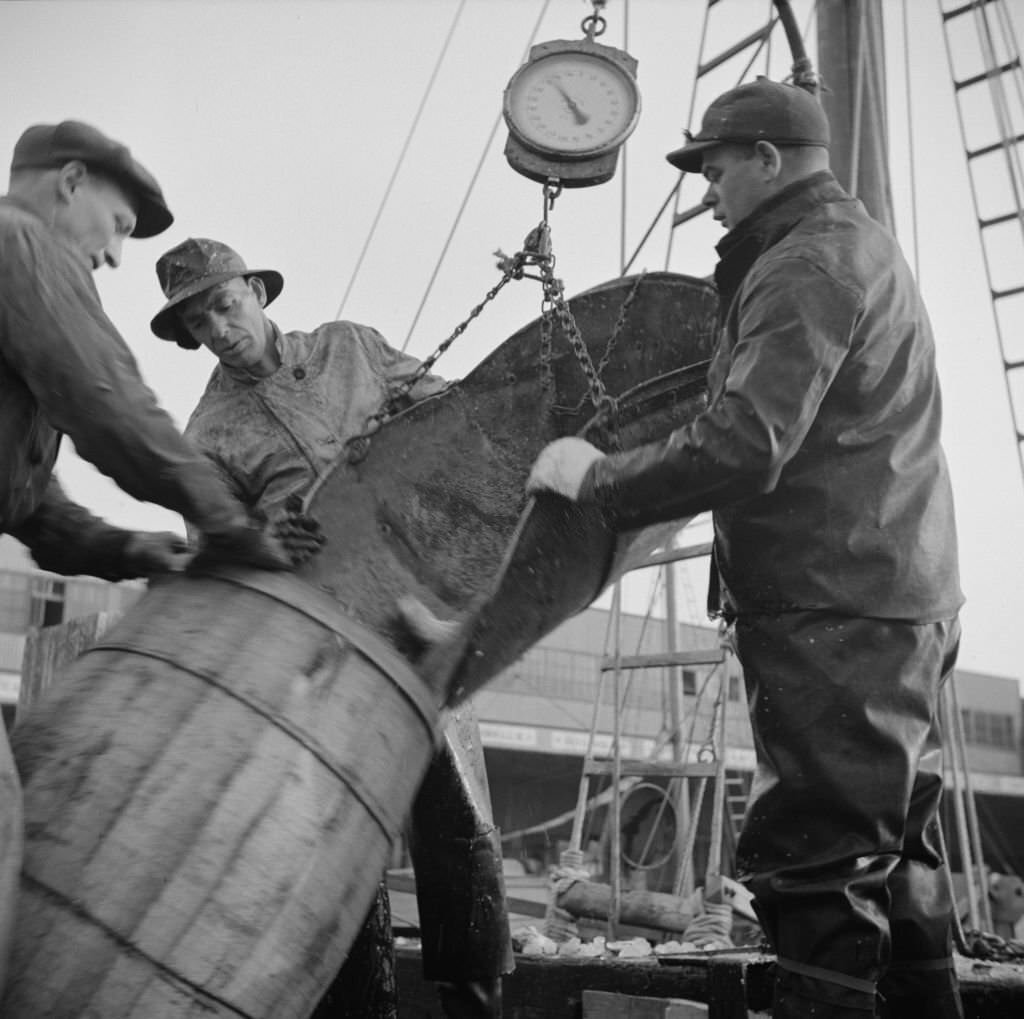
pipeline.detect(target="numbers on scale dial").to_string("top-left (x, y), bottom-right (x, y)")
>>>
top-left (507, 52), bottom-right (638, 156)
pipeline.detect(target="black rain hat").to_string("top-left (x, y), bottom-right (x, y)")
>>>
top-left (667, 77), bottom-right (830, 174)
top-left (11, 120), bottom-right (173, 238)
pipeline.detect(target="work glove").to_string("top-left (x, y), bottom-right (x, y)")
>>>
top-left (270, 496), bottom-right (326, 566)
top-left (122, 531), bottom-right (193, 576)
top-left (526, 437), bottom-right (605, 501)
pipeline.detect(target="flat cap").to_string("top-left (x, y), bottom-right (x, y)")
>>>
top-left (11, 120), bottom-right (173, 238)
top-left (667, 77), bottom-right (829, 174)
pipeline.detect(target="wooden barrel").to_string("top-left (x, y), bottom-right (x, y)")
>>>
top-left (3, 567), bottom-right (440, 1019)
top-left (0, 723), bottom-right (21, 995)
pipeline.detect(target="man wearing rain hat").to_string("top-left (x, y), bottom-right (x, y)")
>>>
top-left (150, 236), bottom-right (513, 1018)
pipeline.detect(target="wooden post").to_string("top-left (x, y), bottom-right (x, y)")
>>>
top-left (17, 612), bottom-right (116, 713)
top-left (663, 540), bottom-right (694, 900)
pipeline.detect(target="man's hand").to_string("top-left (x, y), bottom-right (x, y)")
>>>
top-left (271, 503), bottom-right (326, 566)
top-left (198, 522), bottom-right (294, 571)
top-left (526, 437), bottom-right (605, 501)
top-left (122, 531), bottom-right (194, 576)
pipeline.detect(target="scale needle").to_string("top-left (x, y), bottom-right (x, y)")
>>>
top-left (554, 82), bottom-right (589, 125)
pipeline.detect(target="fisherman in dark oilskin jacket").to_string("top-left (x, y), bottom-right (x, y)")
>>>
top-left (528, 79), bottom-right (964, 1019)
top-left (0, 121), bottom-right (291, 997)
top-left (0, 123), bottom-right (291, 575)
top-left (150, 237), bottom-right (513, 1019)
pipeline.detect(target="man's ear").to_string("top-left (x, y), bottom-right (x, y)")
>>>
top-left (55, 160), bottom-right (89, 203)
top-left (754, 140), bottom-right (783, 181)
top-left (248, 275), bottom-right (268, 307)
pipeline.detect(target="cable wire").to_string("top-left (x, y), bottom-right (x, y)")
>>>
top-left (400, 0), bottom-right (552, 352)
top-left (334, 0), bottom-right (467, 321)
top-left (901, 0), bottom-right (922, 279)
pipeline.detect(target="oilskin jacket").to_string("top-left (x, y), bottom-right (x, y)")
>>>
top-left (585, 171), bottom-right (963, 623)
top-left (185, 323), bottom-right (514, 988)
top-left (0, 196), bottom-right (247, 579)
top-left (184, 321), bottom-right (447, 523)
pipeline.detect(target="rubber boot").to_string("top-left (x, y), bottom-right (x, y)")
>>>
top-left (409, 704), bottom-right (512, 1018)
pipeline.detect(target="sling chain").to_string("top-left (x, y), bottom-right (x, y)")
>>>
top-left (346, 180), bottom-right (639, 463)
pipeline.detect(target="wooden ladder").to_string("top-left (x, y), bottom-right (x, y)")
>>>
top-left (564, 535), bottom-right (738, 935)
top-left (938, 0), bottom-right (1024, 490)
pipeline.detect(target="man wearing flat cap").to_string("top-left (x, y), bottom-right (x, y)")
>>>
top-left (1, 121), bottom-right (291, 570)
top-left (528, 78), bottom-right (964, 1018)
top-left (0, 123), bottom-right (290, 988)
top-left (151, 236), bottom-right (513, 1018)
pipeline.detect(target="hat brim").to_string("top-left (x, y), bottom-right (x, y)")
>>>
top-left (150, 269), bottom-right (284, 343)
top-left (666, 139), bottom-right (718, 174)
top-left (132, 198), bottom-right (174, 239)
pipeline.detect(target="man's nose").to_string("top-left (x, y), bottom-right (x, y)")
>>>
top-left (104, 236), bottom-right (124, 268)
top-left (702, 183), bottom-right (716, 207)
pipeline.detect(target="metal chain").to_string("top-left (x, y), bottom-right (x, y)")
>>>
top-left (345, 179), bottom-right (624, 463)
top-left (696, 663), bottom-right (725, 764)
top-left (596, 271), bottom-right (645, 379)
top-left (345, 271), bottom-right (515, 463)
top-left (582, 0), bottom-right (608, 40)
top-left (538, 259), bottom-right (613, 414)
top-left (552, 269), bottom-right (647, 424)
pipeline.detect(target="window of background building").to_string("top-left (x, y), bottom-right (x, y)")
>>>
top-left (683, 669), bottom-right (696, 695)
top-left (0, 571), bottom-right (31, 632)
top-left (29, 577), bottom-right (66, 628)
top-left (960, 708), bottom-right (1016, 750)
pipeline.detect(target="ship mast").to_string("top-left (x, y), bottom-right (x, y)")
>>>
top-left (815, 0), bottom-right (895, 229)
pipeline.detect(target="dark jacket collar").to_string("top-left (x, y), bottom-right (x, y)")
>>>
top-left (713, 171), bottom-right (850, 311)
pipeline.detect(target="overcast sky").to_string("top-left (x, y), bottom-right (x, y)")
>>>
top-left (3, 0), bottom-right (1023, 685)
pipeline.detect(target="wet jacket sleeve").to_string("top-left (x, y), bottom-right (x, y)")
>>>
top-left (10, 477), bottom-right (139, 580)
top-left (583, 258), bottom-right (858, 529)
top-left (0, 225), bottom-right (247, 535)
top-left (360, 326), bottom-right (449, 404)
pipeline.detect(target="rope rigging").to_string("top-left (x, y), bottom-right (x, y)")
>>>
top-left (334, 0), bottom-right (468, 322)
top-left (398, 0), bottom-right (552, 354)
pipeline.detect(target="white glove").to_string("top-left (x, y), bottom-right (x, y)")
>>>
top-left (526, 437), bottom-right (605, 501)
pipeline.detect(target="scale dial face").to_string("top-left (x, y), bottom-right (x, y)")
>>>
top-left (504, 49), bottom-right (640, 159)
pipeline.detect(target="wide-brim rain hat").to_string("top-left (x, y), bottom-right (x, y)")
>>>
top-left (151, 237), bottom-right (283, 350)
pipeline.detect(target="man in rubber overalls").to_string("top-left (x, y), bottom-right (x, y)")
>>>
top-left (528, 79), bottom-right (964, 1019)
top-left (150, 237), bottom-right (512, 1019)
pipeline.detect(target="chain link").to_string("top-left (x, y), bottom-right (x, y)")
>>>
top-left (550, 269), bottom-right (646, 431)
top-left (582, 0), bottom-right (608, 40)
top-left (696, 662), bottom-right (726, 764)
top-left (596, 271), bottom-right (645, 379)
top-left (345, 272), bottom-right (514, 463)
top-left (345, 196), bottom-right (631, 463)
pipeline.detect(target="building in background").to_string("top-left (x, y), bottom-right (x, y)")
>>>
top-left (0, 536), bottom-right (144, 728)
top-left (0, 533), bottom-right (1020, 876)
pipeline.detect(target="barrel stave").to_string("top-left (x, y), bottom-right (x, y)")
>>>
top-left (6, 573), bottom-right (438, 1018)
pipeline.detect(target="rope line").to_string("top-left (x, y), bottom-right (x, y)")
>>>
top-left (334, 0), bottom-right (468, 321)
top-left (400, 0), bottom-right (553, 352)
top-left (901, 0), bottom-right (922, 279)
